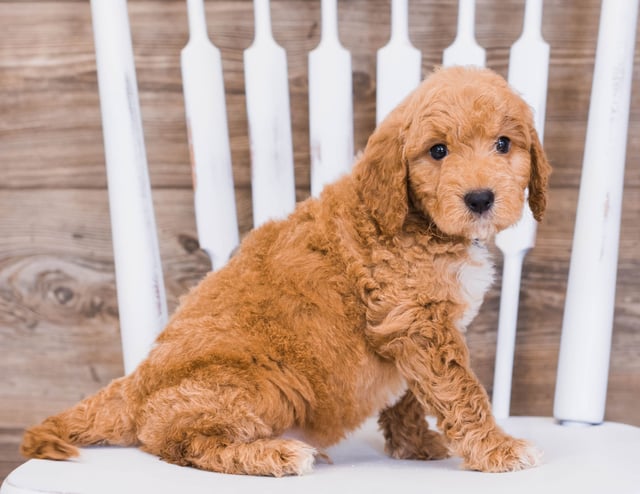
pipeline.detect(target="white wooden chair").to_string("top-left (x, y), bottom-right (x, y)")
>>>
top-left (2, 0), bottom-right (640, 492)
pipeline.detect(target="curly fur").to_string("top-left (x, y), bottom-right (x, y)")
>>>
top-left (21, 66), bottom-right (551, 476)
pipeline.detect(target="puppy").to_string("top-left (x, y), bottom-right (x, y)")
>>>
top-left (21, 66), bottom-right (551, 476)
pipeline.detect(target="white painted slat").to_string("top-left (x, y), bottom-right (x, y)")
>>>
top-left (90, 0), bottom-right (168, 374)
top-left (309, 0), bottom-right (354, 197)
top-left (376, 0), bottom-right (422, 125)
top-left (554, 0), bottom-right (639, 425)
top-left (181, 0), bottom-right (239, 269)
top-left (244, 0), bottom-right (296, 227)
top-left (492, 0), bottom-right (550, 419)
top-left (442, 0), bottom-right (486, 67)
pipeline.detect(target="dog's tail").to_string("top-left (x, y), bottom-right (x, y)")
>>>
top-left (20, 376), bottom-right (138, 460)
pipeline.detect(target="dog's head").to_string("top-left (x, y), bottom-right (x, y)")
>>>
top-left (355, 66), bottom-right (551, 240)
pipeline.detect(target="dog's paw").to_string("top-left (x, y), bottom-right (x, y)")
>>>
top-left (463, 434), bottom-right (542, 473)
top-left (275, 440), bottom-right (317, 476)
top-left (260, 439), bottom-right (319, 477)
top-left (385, 428), bottom-right (451, 461)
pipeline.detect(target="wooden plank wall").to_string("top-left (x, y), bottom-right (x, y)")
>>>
top-left (0, 0), bottom-right (638, 456)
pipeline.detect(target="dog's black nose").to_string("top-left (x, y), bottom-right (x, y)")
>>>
top-left (464, 189), bottom-right (495, 214)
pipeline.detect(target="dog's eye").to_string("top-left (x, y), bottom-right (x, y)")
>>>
top-left (429, 143), bottom-right (448, 160)
top-left (496, 136), bottom-right (511, 154)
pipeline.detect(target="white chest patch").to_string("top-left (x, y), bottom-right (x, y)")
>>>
top-left (455, 242), bottom-right (495, 330)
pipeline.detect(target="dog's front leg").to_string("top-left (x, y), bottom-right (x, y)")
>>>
top-left (367, 302), bottom-right (541, 472)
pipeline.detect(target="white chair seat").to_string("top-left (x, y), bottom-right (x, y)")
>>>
top-left (2, 416), bottom-right (639, 494)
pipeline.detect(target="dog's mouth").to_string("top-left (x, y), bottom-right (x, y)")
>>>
top-left (425, 207), bottom-right (499, 242)
top-left (467, 217), bottom-right (498, 242)
top-left (442, 200), bottom-right (509, 242)
top-left (462, 188), bottom-right (527, 240)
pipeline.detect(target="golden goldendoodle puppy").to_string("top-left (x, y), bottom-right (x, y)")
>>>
top-left (22, 66), bottom-right (551, 476)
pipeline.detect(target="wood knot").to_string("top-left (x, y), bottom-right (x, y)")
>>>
top-left (53, 285), bottom-right (74, 305)
top-left (178, 234), bottom-right (200, 254)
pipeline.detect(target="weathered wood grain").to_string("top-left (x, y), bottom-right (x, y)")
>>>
top-left (2, 1), bottom-right (640, 190)
top-left (0, 189), bottom-right (203, 427)
top-left (0, 428), bottom-right (23, 483)
top-left (0, 0), bottom-right (638, 434)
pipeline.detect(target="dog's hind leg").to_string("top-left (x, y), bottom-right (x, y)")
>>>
top-left (180, 436), bottom-right (316, 477)
top-left (137, 374), bottom-right (317, 476)
top-left (378, 388), bottom-right (450, 460)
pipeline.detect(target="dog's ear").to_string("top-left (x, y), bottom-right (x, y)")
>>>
top-left (528, 126), bottom-right (552, 221)
top-left (354, 109), bottom-right (408, 236)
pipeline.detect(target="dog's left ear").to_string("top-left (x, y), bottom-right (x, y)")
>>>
top-left (528, 126), bottom-right (552, 221)
top-left (353, 108), bottom-right (409, 236)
